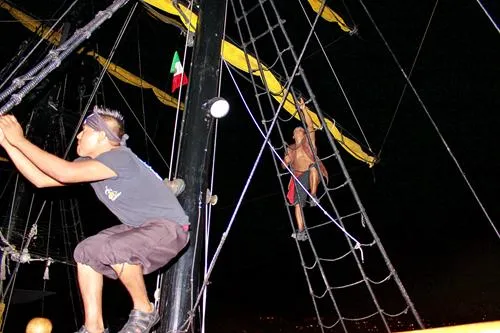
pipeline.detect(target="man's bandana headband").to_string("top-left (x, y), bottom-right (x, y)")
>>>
top-left (84, 108), bottom-right (129, 146)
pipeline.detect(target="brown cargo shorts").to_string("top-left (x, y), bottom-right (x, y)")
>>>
top-left (73, 219), bottom-right (189, 279)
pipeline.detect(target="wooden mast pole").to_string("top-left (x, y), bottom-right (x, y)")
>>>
top-left (158, 0), bottom-right (226, 332)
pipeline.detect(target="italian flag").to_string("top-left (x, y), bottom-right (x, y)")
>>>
top-left (170, 51), bottom-right (189, 92)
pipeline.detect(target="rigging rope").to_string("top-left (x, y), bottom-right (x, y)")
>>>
top-left (0, 0), bottom-right (80, 91)
top-left (377, 0), bottom-right (440, 159)
top-left (228, 7), bottom-right (355, 330)
top-left (62, 0), bottom-right (137, 159)
top-left (41, 201), bottom-right (54, 314)
top-left (136, 24), bottom-right (150, 162)
top-left (59, 200), bottom-right (80, 330)
top-left (105, 72), bottom-right (171, 170)
top-left (171, 0), bottom-right (197, 180)
top-left (295, 0), bottom-right (374, 154)
top-left (357, 0), bottom-right (500, 241)
top-left (473, 0), bottom-right (500, 33)
top-left (227, 0), bottom-right (426, 331)
top-left (0, 0), bottom-right (130, 113)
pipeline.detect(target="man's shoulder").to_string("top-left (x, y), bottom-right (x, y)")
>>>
top-left (97, 147), bottom-right (135, 161)
top-left (93, 147), bottom-right (140, 174)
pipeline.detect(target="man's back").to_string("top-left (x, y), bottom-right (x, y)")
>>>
top-left (88, 146), bottom-right (189, 227)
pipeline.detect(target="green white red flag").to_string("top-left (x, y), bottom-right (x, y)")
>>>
top-left (170, 51), bottom-right (189, 92)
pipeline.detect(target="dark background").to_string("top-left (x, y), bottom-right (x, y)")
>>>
top-left (0, 0), bottom-right (499, 332)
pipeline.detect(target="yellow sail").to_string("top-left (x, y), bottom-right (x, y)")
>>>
top-left (142, 0), bottom-right (197, 32)
top-left (0, 2), bottom-right (62, 45)
top-left (144, 0), bottom-right (375, 166)
top-left (0, 302), bottom-right (4, 332)
top-left (87, 51), bottom-right (182, 109)
top-left (307, 0), bottom-right (351, 32)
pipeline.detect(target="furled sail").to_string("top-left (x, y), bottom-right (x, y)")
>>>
top-left (307, 0), bottom-right (352, 32)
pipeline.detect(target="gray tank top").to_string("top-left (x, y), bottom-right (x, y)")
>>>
top-left (87, 147), bottom-right (189, 227)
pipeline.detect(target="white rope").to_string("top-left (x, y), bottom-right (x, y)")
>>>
top-left (295, 0), bottom-right (373, 153)
top-left (473, 0), bottom-right (500, 33)
top-left (378, 0), bottom-right (440, 158)
top-left (62, 1), bottom-right (138, 159)
top-left (105, 72), bottom-right (171, 170)
top-left (171, 0), bottom-right (197, 180)
top-left (136, 26), bottom-right (150, 162)
top-left (358, 0), bottom-right (500, 240)
top-left (201, 2), bottom-right (230, 333)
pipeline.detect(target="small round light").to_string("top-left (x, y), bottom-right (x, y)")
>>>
top-left (26, 317), bottom-right (53, 333)
top-left (209, 98), bottom-right (229, 118)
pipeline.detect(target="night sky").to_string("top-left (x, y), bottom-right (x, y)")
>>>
top-left (0, 0), bottom-right (499, 332)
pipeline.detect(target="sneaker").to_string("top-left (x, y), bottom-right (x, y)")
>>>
top-left (297, 231), bottom-right (308, 241)
top-left (291, 231), bottom-right (308, 241)
top-left (309, 195), bottom-right (318, 207)
top-left (118, 305), bottom-right (160, 333)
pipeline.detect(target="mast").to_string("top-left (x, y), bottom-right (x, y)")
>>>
top-left (158, 0), bottom-right (226, 332)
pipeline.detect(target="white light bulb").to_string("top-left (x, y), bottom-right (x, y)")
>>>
top-left (209, 98), bottom-right (230, 118)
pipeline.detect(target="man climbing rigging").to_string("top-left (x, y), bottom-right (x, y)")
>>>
top-left (283, 98), bottom-right (328, 241)
top-left (0, 107), bottom-right (190, 333)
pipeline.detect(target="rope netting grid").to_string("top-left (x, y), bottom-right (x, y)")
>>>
top-left (227, 0), bottom-right (424, 331)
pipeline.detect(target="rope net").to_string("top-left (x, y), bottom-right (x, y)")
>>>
top-left (226, 0), bottom-right (423, 331)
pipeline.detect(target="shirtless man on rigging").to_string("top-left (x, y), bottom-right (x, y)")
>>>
top-left (283, 98), bottom-right (328, 241)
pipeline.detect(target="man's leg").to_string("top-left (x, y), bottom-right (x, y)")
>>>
top-left (111, 263), bottom-right (153, 313)
top-left (77, 263), bottom-right (105, 333)
top-left (309, 166), bottom-right (319, 196)
top-left (294, 204), bottom-right (304, 232)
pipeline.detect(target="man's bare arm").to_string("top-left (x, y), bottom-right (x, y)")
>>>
top-left (0, 115), bottom-right (116, 184)
top-left (14, 138), bottom-right (116, 183)
top-left (1, 138), bottom-right (64, 188)
top-left (299, 98), bottom-right (316, 145)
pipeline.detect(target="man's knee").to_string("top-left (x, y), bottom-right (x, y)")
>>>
top-left (98, 235), bottom-right (130, 266)
top-left (74, 236), bottom-right (112, 266)
top-left (74, 240), bottom-right (91, 263)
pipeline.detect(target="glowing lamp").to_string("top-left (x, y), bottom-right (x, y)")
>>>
top-left (25, 317), bottom-right (53, 333)
top-left (204, 97), bottom-right (229, 118)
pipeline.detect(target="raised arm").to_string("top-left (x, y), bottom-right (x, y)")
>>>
top-left (0, 115), bottom-right (116, 184)
top-left (299, 98), bottom-right (316, 145)
top-left (0, 129), bottom-right (63, 188)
